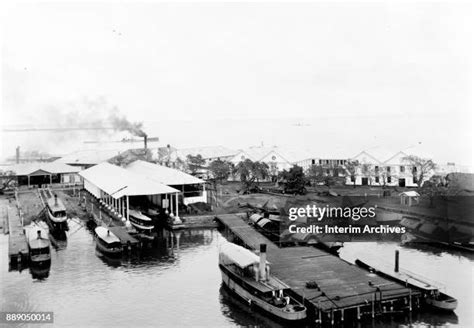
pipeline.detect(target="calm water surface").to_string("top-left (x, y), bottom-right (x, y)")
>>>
top-left (1, 220), bottom-right (472, 327)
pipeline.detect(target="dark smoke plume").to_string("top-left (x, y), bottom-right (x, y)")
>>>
top-left (109, 109), bottom-right (147, 137)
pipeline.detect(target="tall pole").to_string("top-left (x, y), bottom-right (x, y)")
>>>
top-left (395, 250), bottom-right (399, 273)
top-left (175, 193), bottom-right (179, 217)
top-left (126, 195), bottom-right (130, 222)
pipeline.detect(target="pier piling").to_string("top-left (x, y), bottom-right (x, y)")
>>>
top-left (395, 250), bottom-right (399, 273)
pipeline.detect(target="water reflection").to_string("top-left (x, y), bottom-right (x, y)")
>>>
top-left (1, 226), bottom-right (472, 327)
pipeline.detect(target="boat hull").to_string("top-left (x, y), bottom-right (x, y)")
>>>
top-left (95, 239), bottom-right (122, 258)
top-left (30, 254), bottom-right (51, 267)
top-left (426, 295), bottom-right (458, 311)
top-left (220, 266), bottom-right (306, 321)
top-left (46, 211), bottom-right (69, 231)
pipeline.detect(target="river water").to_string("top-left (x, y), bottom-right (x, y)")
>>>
top-left (1, 220), bottom-right (472, 327)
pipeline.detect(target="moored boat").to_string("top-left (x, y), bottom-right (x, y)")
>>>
top-left (219, 243), bottom-right (307, 321)
top-left (94, 226), bottom-right (122, 258)
top-left (355, 257), bottom-right (457, 311)
top-left (129, 209), bottom-right (154, 233)
top-left (26, 228), bottom-right (51, 266)
top-left (425, 291), bottom-right (458, 311)
top-left (45, 194), bottom-right (69, 231)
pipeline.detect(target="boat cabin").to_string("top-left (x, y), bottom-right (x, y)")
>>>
top-left (128, 209), bottom-right (154, 232)
top-left (95, 227), bottom-right (122, 250)
top-left (47, 195), bottom-right (67, 220)
top-left (26, 229), bottom-right (51, 264)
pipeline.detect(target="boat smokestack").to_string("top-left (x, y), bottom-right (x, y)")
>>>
top-left (37, 230), bottom-right (41, 239)
top-left (144, 135), bottom-right (148, 152)
top-left (259, 244), bottom-right (267, 281)
top-left (54, 194), bottom-right (58, 206)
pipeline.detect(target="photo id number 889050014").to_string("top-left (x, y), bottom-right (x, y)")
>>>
top-left (0, 312), bottom-right (54, 323)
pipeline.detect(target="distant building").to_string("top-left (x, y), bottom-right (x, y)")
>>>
top-left (6, 162), bottom-right (82, 187)
top-left (230, 146), bottom-right (293, 176)
top-left (55, 149), bottom-right (124, 169)
top-left (345, 148), bottom-right (432, 187)
top-left (176, 146), bottom-right (237, 165)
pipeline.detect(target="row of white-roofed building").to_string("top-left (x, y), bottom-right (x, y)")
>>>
top-left (295, 147), bottom-right (470, 188)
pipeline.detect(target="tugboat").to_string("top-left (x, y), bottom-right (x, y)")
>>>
top-left (219, 243), bottom-right (307, 321)
top-left (26, 227), bottom-right (51, 267)
top-left (45, 193), bottom-right (69, 231)
top-left (94, 226), bottom-right (122, 258)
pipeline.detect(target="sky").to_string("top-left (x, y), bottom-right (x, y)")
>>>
top-left (0, 1), bottom-right (472, 166)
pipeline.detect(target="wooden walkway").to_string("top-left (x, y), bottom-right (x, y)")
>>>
top-left (4, 200), bottom-right (29, 266)
top-left (216, 214), bottom-right (421, 318)
top-left (108, 226), bottom-right (139, 246)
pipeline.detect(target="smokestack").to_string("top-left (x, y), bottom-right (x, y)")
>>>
top-left (37, 230), bottom-right (42, 239)
top-left (54, 194), bottom-right (58, 206)
top-left (144, 135), bottom-right (148, 152)
top-left (16, 146), bottom-right (20, 164)
top-left (259, 244), bottom-right (267, 281)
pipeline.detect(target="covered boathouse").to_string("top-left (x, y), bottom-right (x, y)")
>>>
top-left (7, 162), bottom-right (82, 187)
top-left (79, 162), bottom-right (181, 222)
top-left (125, 160), bottom-right (207, 206)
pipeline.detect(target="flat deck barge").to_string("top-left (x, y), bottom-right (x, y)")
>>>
top-left (215, 214), bottom-right (422, 324)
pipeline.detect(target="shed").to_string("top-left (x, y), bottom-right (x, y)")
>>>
top-left (7, 162), bottom-right (82, 187)
top-left (79, 162), bottom-right (181, 221)
top-left (125, 160), bottom-right (207, 205)
top-left (399, 191), bottom-right (420, 207)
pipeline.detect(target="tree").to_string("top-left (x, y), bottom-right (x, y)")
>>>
top-left (361, 163), bottom-right (375, 186)
top-left (208, 160), bottom-right (232, 184)
top-left (174, 157), bottom-right (186, 171)
top-left (279, 165), bottom-right (307, 194)
top-left (251, 161), bottom-right (270, 185)
top-left (344, 160), bottom-right (359, 188)
top-left (186, 154), bottom-right (205, 175)
top-left (233, 159), bottom-right (269, 193)
top-left (377, 166), bottom-right (389, 187)
top-left (402, 155), bottom-right (436, 187)
top-left (420, 180), bottom-right (448, 208)
top-left (307, 164), bottom-right (325, 186)
top-left (0, 170), bottom-right (16, 193)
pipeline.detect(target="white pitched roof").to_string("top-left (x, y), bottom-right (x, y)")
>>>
top-left (125, 160), bottom-right (203, 185)
top-left (7, 162), bottom-right (81, 176)
top-left (55, 149), bottom-right (122, 165)
top-left (79, 162), bottom-right (179, 199)
top-left (399, 191), bottom-right (420, 197)
top-left (176, 146), bottom-right (237, 160)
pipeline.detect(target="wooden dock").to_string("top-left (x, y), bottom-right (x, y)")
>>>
top-left (4, 201), bottom-right (29, 268)
top-left (216, 214), bottom-right (422, 323)
top-left (108, 226), bottom-right (139, 246)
